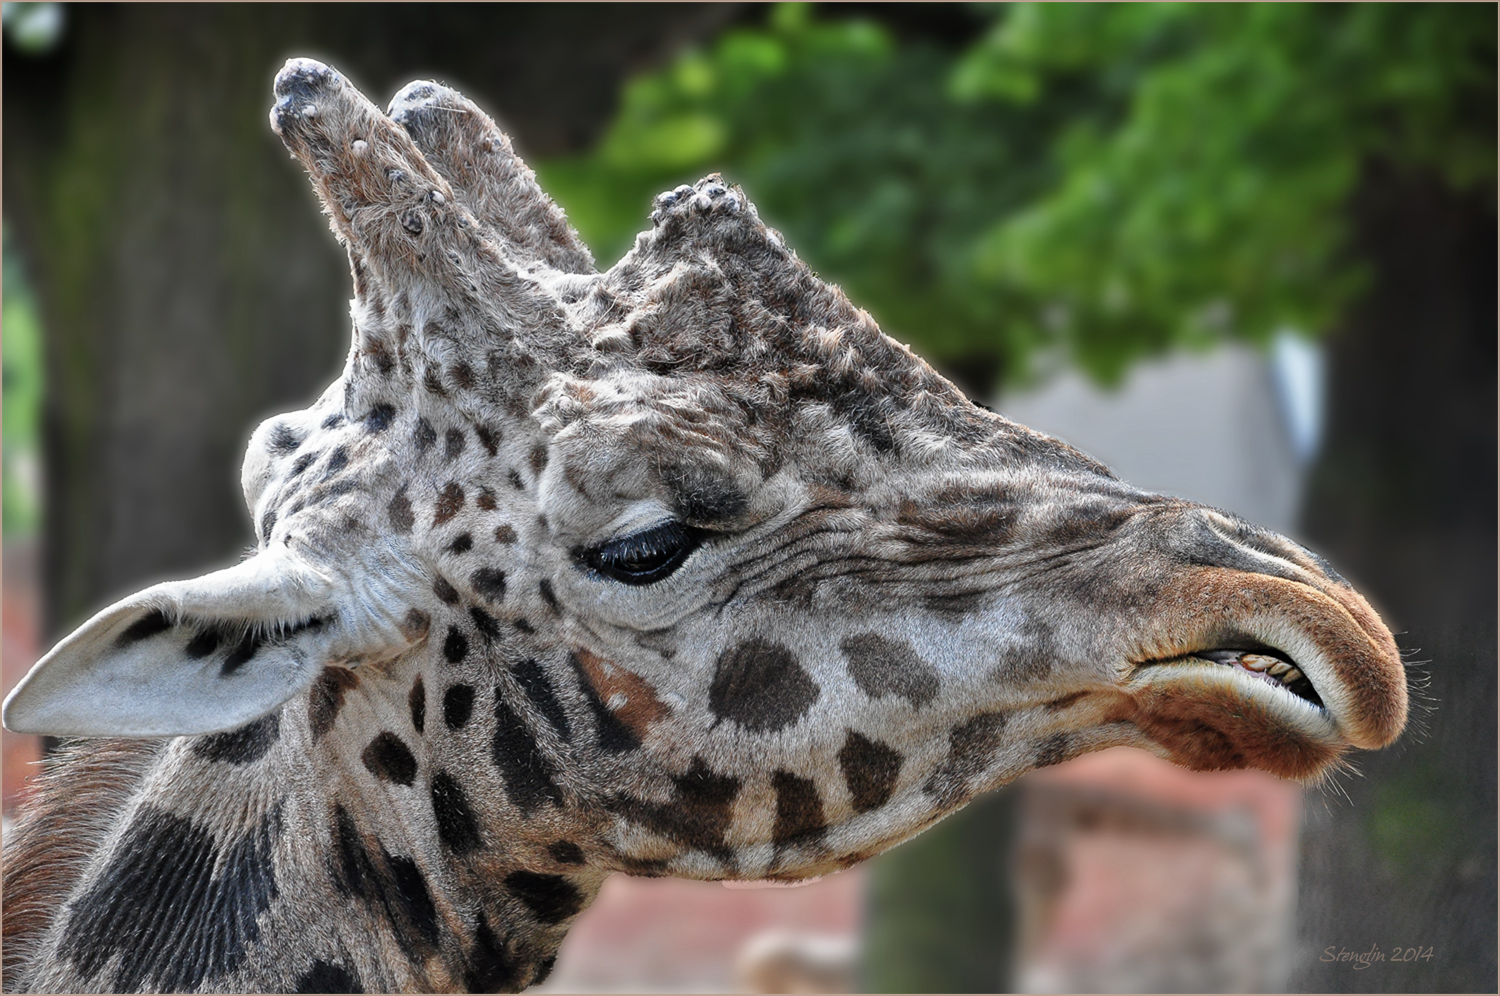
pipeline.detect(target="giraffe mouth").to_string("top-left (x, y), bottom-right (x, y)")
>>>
top-left (1134, 646), bottom-right (1325, 710)
top-left (1123, 644), bottom-right (1348, 778)
top-left (1177, 648), bottom-right (1325, 709)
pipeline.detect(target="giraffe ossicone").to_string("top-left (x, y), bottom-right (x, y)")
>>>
top-left (1, 58), bottom-right (1407, 993)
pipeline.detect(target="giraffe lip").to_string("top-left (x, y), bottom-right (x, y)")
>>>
top-left (1136, 647), bottom-right (1327, 710)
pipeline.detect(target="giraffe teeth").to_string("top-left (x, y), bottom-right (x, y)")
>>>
top-left (1267, 661), bottom-right (1293, 677)
top-left (1239, 653), bottom-right (1276, 671)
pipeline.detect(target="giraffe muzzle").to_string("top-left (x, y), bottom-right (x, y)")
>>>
top-left (1117, 562), bottom-right (1407, 780)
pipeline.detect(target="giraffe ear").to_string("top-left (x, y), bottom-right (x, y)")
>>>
top-left (2, 551), bottom-right (341, 738)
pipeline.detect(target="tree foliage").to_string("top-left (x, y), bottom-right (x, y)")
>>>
top-left (540, 2), bottom-right (1495, 387)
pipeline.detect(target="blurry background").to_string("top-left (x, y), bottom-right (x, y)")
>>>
top-left (2, 3), bottom-right (1493, 992)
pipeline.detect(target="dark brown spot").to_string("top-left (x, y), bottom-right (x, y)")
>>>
top-left (433, 576), bottom-right (460, 604)
top-left (992, 617), bottom-right (1058, 680)
top-left (444, 684), bottom-right (476, 729)
top-left (443, 627), bottom-right (469, 664)
top-left (841, 634), bottom-right (940, 708)
top-left (409, 677), bottom-right (426, 734)
top-left (464, 913), bottom-right (522, 992)
top-left (444, 428), bottom-right (466, 461)
top-left (192, 713), bottom-right (280, 765)
top-left (709, 638), bottom-right (819, 733)
top-left (508, 469), bottom-right (526, 491)
top-left (363, 403), bottom-right (396, 433)
top-left (309, 667), bottom-right (360, 743)
top-left (430, 770), bottom-right (482, 853)
top-left (476, 488), bottom-right (497, 511)
top-left (475, 425), bottom-right (500, 456)
top-left (924, 712), bottom-right (1010, 807)
top-left (529, 446), bottom-right (548, 475)
top-left (573, 649), bottom-right (669, 738)
top-left (504, 871), bottom-right (583, 925)
top-left (548, 841), bottom-right (585, 865)
top-left (362, 732), bottom-right (418, 785)
top-left (294, 960), bottom-right (363, 993)
top-left (837, 730), bottom-right (902, 812)
top-left (494, 524), bottom-right (517, 544)
top-left (512, 658), bottom-right (571, 741)
top-left (1034, 733), bottom-right (1074, 768)
top-left (492, 697), bottom-right (563, 814)
top-left (661, 463), bottom-right (748, 523)
top-left (268, 422), bottom-right (303, 454)
top-left (185, 624), bottom-right (228, 659)
top-left (434, 482), bottom-right (465, 525)
top-left (897, 485), bottom-right (1018, 544)
top-left (452, 613), bottom-right (493, 651)
top-left (446, 533), bottom-right (474, 554)
top-left (538, 579), bottom-right (559, 614)
top-left (451, 362), bottom-right (476, 390)
top-left (771, 770), bottom-right (827, 848)
top-left (471, 567), bottom-right (506, 603)
top-left (402, 609), bottom-right (432, 641)
top-left (414, 417), bottom-right (437, 453)
top-left (221, 632), bottom-right (263, 676)
top-left (609, 757), bottom-right (739, 858)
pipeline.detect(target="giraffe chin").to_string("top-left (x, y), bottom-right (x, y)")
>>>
top-left (1122, 655), bottom-right (1349, 781)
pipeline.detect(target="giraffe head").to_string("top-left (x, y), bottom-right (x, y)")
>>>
top-left (4, 61), bottom-right (1405, 884)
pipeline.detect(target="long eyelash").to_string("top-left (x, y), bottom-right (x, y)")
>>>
top-left (608, 523), bottom-right (691, 563)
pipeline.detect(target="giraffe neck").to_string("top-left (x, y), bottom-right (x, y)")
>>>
top-left (4, 645), bottom-right (614, 994)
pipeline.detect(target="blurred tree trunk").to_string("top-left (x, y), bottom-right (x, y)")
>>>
top-left (861, 788), bottom-right (1020, 992)
top-left (1292, 164), bottom-right (1497, 992)
top-left (2, 3), bottom-right (742, 640)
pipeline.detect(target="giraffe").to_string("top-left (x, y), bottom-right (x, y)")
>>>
top-left (1, 59), bottom-right (1407, 994)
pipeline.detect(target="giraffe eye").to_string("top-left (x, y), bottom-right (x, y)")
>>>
top-left (581, 521), bottom-right (702, 585)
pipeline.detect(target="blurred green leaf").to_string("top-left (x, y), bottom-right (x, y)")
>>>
top-left (4, 221), bottom-right (44, 538)
top-left (539, 2), bottom-right (1495, 390)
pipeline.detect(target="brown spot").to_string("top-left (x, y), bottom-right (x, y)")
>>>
top-left (494, 524), bottom-right (517, 544)
top-left (841, 634), bottom-right (939, 708)
top-left (362, 732), bottom-right (418, 786)
top-left (608, 756), bottom-right (739, 858)
top-left (451, 362), bottom-right (476, 390)
top-left (388, 488), bottom-right (415, 533)
top-left (434, 483), bottom-right (465, 525)
top-left (409, 677), bottom-right (426, 735)
top-left (309, 667), bottom-right (360, 743)
top-left (837, 730), bottom-right (902, 812)
top-left (529, 446), bottom-right (548, 475)
top-left (923, 712), bottom-right (1010, 807)
top-left (476, 488), bottom-right (498, 511)
top-left (433, 576), bottom-right (460, 605)
top-left (574, 649), bottom-right (669, 738)
top-left (771, 771), bottom-right (827, 848)
top-left (402, 609), bottom-right (432, 641)
top-left (1034, 733), bottom-right (1073, 768)
top-left (708, 638), bottom-right (819, 733)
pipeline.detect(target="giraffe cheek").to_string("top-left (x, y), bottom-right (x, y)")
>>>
top-left (572, 648), bottom-right (671, 740)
